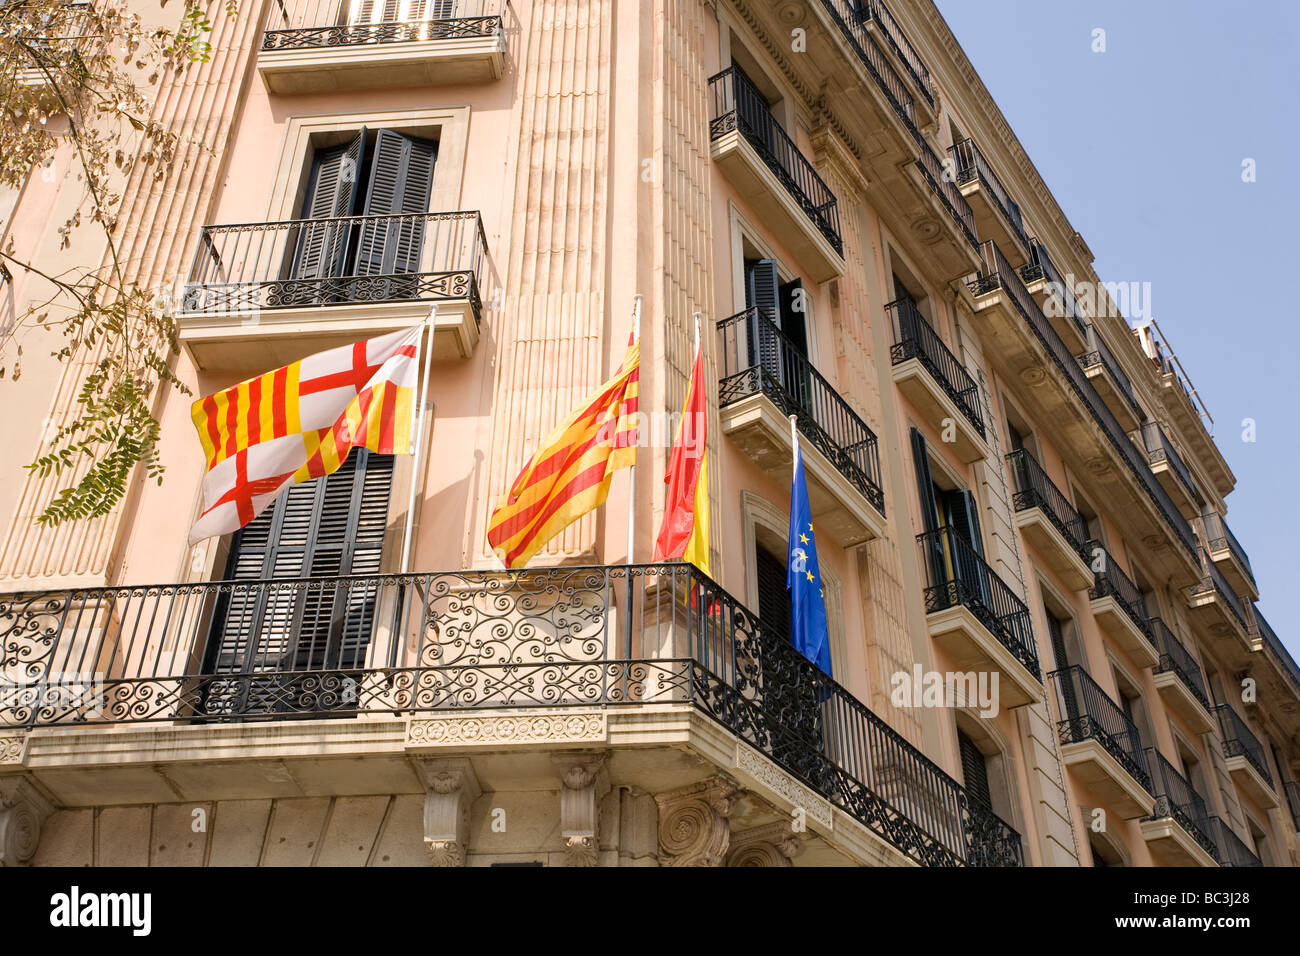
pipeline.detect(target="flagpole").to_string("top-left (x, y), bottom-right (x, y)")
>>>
top-left (400, 307), bottom-right (436, 575)
top-left (625, 294), bottom-right (642, 566)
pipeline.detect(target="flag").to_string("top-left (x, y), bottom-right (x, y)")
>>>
top-left (653, 337), bottom-right (709, 574)
top-left (487, 336), bottom-right (640, 569)
top-left (188, 326), bottom-right (421, 544)
top-left (788, 431), bottom-right (832, 676)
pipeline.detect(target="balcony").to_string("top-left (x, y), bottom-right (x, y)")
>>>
top-left (1211, 817), bottom-right (1262, 867)
top-left (901, 143), bottom-right (983, 278)
top-left (1200, 510), bottom-right (1256, 600)
top-left (1215, 704), bottom-right (1277, 808)
top-left (1088, 544), bottom-right (1159, 668)
top-left (1247, 606), bottom-right (1300, 715)
top-left (1077, 325), bottom-right (1142, 433)
top-left (1050, 666), bottom-right (1154, 819)
top-left (1005, 448), bottom-right (1092, 590)
top-left (855, 0), bottom-right (935, 120)
top-left (13, 2), bottom-right (96, 88)
top-left (948, 138), bottom-right (1033, 267)
top-left (917, 526), bottom-right (1042, 709)
top-left (0, 563), bottom-right (1022, 867)
top-left (1140, 748), bottom-right (1219, 866)
top-left (708, 66), bottom-right (844, 282)
top-left (887, 297), bottom-right (987, 463)
top-left (1141, 422), bottom-right (1202, 518)
top-left (1186, 553), bottom-right (1251, 651)
top-left (181, 211), bottom-right (487, 371)
top-left (257, 0), bottom-right (506, 94)
top-left (716, 309), bottom-right (886, 545)
top-left (1019, 240), bottom-right (1089, 353)
top-left (1148, 618), bottom-right (1215, 734)
top-left (964, 240), bottom-right (1202, 588)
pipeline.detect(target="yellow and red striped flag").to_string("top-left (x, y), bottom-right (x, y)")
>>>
top-left (653, 336), bottom-right (709, 574)
top-left (488, 337), bottom-right (640, 569)
top-left (188, 326), bottom-right (421, 544)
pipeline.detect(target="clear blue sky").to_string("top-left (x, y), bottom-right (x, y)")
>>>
top-left (936, 0), bottom-right (1300, 660)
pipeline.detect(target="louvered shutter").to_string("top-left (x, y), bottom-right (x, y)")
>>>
top-left (755, 545), bottom-right (792, 649)
top-left (911, 429), bottom-right (948, 593)
top-left (958, 731), bottom-right (993, 810)
top-left (292, 130), bottom-right (366, 288)
top-left (1047, 615), bottom-right (1081, 722)
top-left (745, 259), bottom-right (783, 389)
top-left (354, 129), bottom-right (437, 299)
top-left (944, 488), bottom-right (991, 608)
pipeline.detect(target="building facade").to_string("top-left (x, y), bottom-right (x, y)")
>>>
top-left (0, 0), bottom-right (1296, 867)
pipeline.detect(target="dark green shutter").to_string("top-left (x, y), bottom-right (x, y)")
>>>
top-left (745, 259), bottom-right (783, 391)
top-left (958, 731), bottom-right (993, 810)
top-left (354, 129), bottom-right (437, 298)
top-left (293, 130), bottom-right (366, 282)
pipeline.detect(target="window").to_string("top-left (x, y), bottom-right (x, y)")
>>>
top-left (1113, 669), bottom-right (1154, 750)
top-left (200, 450), bottom-right (395, 716)
top-left (958, 730), bottom-right (992, 810)
top-left (911, 428), bottom-right (986, 602)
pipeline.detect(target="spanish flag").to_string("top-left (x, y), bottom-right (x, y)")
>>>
top-left (487, 336), bottom-right (640, 569)
top-left (188, 327), bottom-right (421, 544)
top-left (653, 336), bottom-right (710, 574)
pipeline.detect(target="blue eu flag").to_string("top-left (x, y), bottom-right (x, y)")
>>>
top-left (787, 431), bottom-right (832, 677)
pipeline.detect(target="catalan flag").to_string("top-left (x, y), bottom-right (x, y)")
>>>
top-left (653, 335), bottom-right (709, 575)
top-left (188, 326), bottom-right (422, 544)
top-left (488, 336), bottom-right (640, 569)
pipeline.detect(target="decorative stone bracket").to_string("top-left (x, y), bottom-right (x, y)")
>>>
top-left (552, 753), bottom-right (609, 866)
top-left (726, 821), bottom-right (806, 867)
top-left (0, 777), bottom-right (54, 867)
top-left (414, 757), bottom-right (481, 867)
top-left (655, 774), bottom-right (744, 866)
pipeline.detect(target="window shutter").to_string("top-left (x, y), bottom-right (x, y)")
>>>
top-left (944, 488), bottom-right (984, 557)
top-left (755, 544), bottom-right (792, 649)
top-left (958, 731), bottom-right (993, 810)
top-left (355, 129), bottom-right (437, 285)
top-left (910, 428), bottom-right (939, 532)
top-left (745, 258), bottom-right (783, 388)
top-left (293, 130), bottom-right (367, 282)
top-left (778, 277), bottom-right (811, 410)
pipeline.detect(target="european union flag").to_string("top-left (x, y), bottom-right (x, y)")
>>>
top-left (787, 430), bottom-right (832, 677)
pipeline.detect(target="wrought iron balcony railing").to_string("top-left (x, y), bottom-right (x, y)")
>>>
top-left (1019, 240), bottom-right (1088, 338)
top-left (1005, 447), bottom-right (1088, 559)
top-left (1049, 665), bottom-right (1152, 793)
top-left (261, 0), bottom-right (503, 51)
top-left (854, 0), bottom-right (934, 106)
top-left (1285, 781), bottom-right (1300, 833)
top-left (820, 0), bottom-right (918, 135)
top-left (0, 563), bottom-right (1020, 866)
top-left (917, 526), bottom-right (1039, 679)
top-left (887, 296), bottom-right (984, 436)
top-left (1141, 422), bottom-right (1201, 507)
top-left (915, 140), bottom-right (979, 248)
top-left (949, 138), bottom-right (1032, 259)
top-left (183, 211), bottom-right (486, 318)
top-left (1088, 542), bottom-right (1154, 640)
top-left (717, 308), bottom-right (884, 513)
top-left (1211, 816), bottom-right (1262, 867)
top-left (966, 240), bottom-right (1200, 563)
top-left (1191, 552), bottom-right (1248, 633)
top-left (1250, 606), bottom-right (1300, 697)
top-left (1201, 510), bottom-right (1255, 586)
top-left (1215, 704), bottom-right (1272, 785)
top-left (708, 66), bottom-right (843, 256)
top-left (1148, 617), bottom-right (1212, 715)
top-left (1144, 747), bottom-right (1217, 858)
top-left (1078, 324), bottom-right (1142, 420)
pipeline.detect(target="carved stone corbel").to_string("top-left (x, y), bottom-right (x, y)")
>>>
top-left (0, 777), bottom-right (54, 867)
top-left (655, 774), bottom-right (744, 866)
top-left (725, 821), bottom-right (807, 867)
top-left (413, 757), bottom-right (481, 867)
top-left (552, 753), bottom-right (609, 866)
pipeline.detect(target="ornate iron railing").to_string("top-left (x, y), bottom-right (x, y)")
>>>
top-left (1049, 666), bottom-right (1152, 793)
top-left (261, 0), bottom-right (502, 51)
top-left (1215, 704), bottom-right (1272, 785)
top-left (0, 563), bottom-right (1019, 866)
top-left (966, 240), bottom-right (1200, 563)
top-left (1250, 605), bottom-right (1300, 697)
top-left (887, 296), bottom-right (984, 436)
top-left (1148, 617), bottom-right (1211, 715)
top-left (183, 211), bottom-right (486, 318)
top-left (1078, 324), bottom-right (1142, 421)
top-left (717, 308), bottom-right (884, 514)
top-left (1191, 551), bottom-right (1248, 633)
top-left (708, 66), bottom-right (842, 255)
top-left (915, 140), bottom-right (979, 248)
top-left (948, 138), bottom-right (1031, 259)
top-left (1019, 240), bottom-right (1088, 338)
top-left (819, 0), bottom-right (917, 133)
top-left (1144, 747), bottom-right (1216, 857)
top-left (1284, 781), bottom-right (1300, 833)
top-left (1211, 816), bottom-right (1262, 867)
top-left (1201, 510), bottom-right (1255, 586)
top-left (1088, 542), bottom-right (1155, 643)
top-left (854, 0), bottom-right (933, 106)
top-left (1141, 422), bottom-right (1201, 507)
top-left (916, 526), bottom-right (1039, 679)
top-left (1005, 447), bottom-right (1088, 559)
